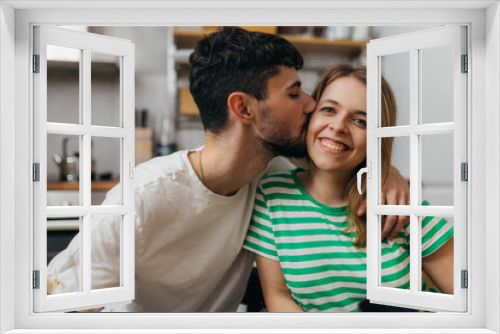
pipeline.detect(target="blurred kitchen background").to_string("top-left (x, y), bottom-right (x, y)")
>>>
top-left (46, 25), bottom-right (443, 206)
top-left (47, 25), bottom-right (457, 310)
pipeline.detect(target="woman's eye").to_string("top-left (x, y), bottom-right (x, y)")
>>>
top-left (354, 119), bottom-right (367, 127)
top-left (321, 107), bottom-right (335, 113)
top-left (290, 94), bottom-right (299, 99)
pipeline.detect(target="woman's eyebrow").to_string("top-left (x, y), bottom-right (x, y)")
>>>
top-left (321, 99), bottom-right (340, 106)
top-left (321, 99), bottom-right (366, 116)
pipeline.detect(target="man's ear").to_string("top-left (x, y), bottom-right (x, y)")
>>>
top-left (227, 92), bottom-right (255, 125)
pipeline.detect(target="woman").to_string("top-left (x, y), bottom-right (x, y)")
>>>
top-left (243, 64), bottom-right (454, 312)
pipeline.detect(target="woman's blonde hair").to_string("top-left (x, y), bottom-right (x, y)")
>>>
top-left (311, 64), bottom-right (397, 248)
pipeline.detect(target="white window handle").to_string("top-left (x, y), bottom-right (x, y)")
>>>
top-left (357, 162), bottom-right (371, 195)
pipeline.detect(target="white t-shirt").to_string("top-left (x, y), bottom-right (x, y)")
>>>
top-left (47, 150), bottom-right (294, 312)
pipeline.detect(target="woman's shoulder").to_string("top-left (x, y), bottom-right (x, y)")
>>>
top-left (261, 167), bottom-right (305, 184)
top-left (256, 168), bottom-right (307, 200)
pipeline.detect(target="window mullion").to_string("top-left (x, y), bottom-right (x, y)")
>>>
top-left (82, 47), bottom-right (91, 206)
top-left (373, 123), bottom-right (454, 138)
top-left (365, 49), bottom-right (380, 296)
top-left (46, 123), bottom-right (88, 135)
top-left (372, 205), bottom-right (454, 216)
top-left (90, 127), bottom-right (129, 138)
top-left (409, 46), bottom-right (420, 294)
top-left (119, 54), bottom-right (126, 289)
top-left (81, 47), bottom-right (92, 295)
top-left (122, 45), bottom-right (135, 295)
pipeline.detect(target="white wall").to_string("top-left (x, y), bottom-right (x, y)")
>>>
top-left (0, 2), bottom-right (16, 332)
top-left (485, 3), bottom-right (500, 332)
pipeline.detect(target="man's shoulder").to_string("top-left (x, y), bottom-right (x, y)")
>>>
top-left (265, 156), bottom-right (296, 174)
top-left (135, 151), bottom-right (189, 188)
top-left (102, 150), bottom-right (194, 206)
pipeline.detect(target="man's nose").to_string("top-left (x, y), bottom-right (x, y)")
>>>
top-left (304, 94), bottom-right (315, 114)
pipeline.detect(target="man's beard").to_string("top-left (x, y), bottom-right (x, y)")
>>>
top-left (259, 112), bottom-right (310, 159)
top-left (260, 134), bottom-right (307, 158)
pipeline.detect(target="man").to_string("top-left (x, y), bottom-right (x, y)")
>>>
top-left (47, 27), bottom-right (409, 312)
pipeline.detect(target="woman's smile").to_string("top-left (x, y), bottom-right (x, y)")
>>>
top-left (319, 137), bottom-right (349, 153)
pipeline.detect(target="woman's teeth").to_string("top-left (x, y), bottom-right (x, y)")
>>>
top-left (321, 138), bottom-right (347, 151)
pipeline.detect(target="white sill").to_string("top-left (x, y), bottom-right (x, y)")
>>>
top-left (3, 328), bottom-right (497, 334)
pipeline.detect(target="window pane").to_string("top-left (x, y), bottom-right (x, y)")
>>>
top-left (420, 215), bottom-right (454, 295)
top-left (380, 216), bottom-right (410, 291)
top-left (91, 137), bottom-right (121, 205)
top-left (420, 44), bottom-right (454, 124)
top-left (47, 44), bottom-right (81, 124)
top-left (421, 133), bottom-right (454, 206)
top-left (47, 133), bottom-right (81, 206)
top-left (91, 52), bottom-right (121, 127)
top-left (380, 52), bottom-right (410, 127)
top-left (381, 136), bottom-right (410, 205)
top-left (91, 215), bottom-right (122, 290)
top-left (47, 216), bottom-right (82, 294)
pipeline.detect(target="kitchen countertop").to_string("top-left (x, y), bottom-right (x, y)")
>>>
top-left (47, 181), bottom-right (118, 191)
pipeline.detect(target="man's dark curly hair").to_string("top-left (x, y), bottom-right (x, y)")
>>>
top-left (189, 27), bottom-right (304, 134)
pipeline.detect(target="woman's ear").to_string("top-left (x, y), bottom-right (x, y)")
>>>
top-left (227, 92), bottom-right (255, 125)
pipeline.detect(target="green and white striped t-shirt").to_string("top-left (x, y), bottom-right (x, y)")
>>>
top-left (243, 169), bottom-right (454, 313)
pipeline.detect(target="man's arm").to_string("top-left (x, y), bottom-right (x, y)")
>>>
top-left (255, 254), bottom-right (304, 312)
top-left (357, 165), bottom-right (410, 240)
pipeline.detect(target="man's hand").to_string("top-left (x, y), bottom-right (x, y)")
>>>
top-left (357, 165), bottom-right (410, 240)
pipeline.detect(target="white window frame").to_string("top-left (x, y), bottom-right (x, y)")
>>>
top-left (365, 25), bottom-right (468, 312)
top-left (0, 1), bottom-right (498, 333)
top-left (33, 25), bottom-right (136, 313)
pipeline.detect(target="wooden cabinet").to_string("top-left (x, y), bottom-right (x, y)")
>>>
top-left (179, 87), bottom-right (199, 116)
top-left (135, 128), bottom-right (153, 165)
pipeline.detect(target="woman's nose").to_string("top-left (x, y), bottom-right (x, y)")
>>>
top-left (329, 116), bottom-right (348, 133)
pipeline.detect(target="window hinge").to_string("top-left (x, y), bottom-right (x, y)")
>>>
top-left (33, 163), bottom-right (40, 182)
top-left (461, 54), bottom-right (468, 73)
top-left (461, 162), bottom-right (468, 181)
top-left (33, 54), bottom-right (40, 73)
top-left (33, 270), bottom-right (40, 289)
top-left (461, 270), bottom-right (468, 289)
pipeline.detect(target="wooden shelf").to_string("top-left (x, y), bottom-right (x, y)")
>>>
top-left (175, 30), bottom-right (210, 49)
top-left (47, 181), bottom-right (119, 191)
top-left (279, 34), bottom-right (367, 54)
top-left (174, 29), bottom-right (367, 54)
